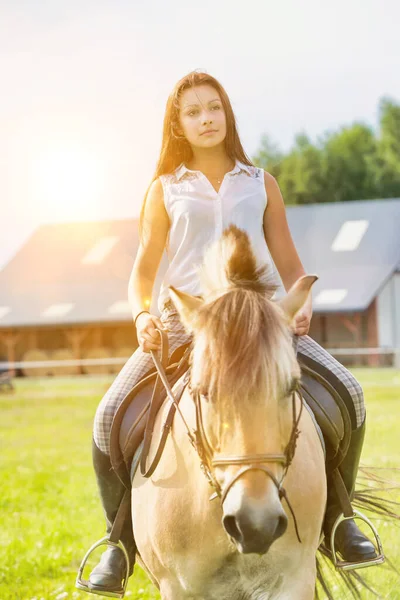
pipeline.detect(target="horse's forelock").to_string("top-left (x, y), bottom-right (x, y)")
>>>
top-left (196, 289), bottom-right (294, 403)
top-left (199, 225), bottom-right (277, 300)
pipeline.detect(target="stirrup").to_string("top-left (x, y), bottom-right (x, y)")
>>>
top-left (75, 536), bottom-right (130, 598)
top-left (330, 509), bottom-right (385, 571)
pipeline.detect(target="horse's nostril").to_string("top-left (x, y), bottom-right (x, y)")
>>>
top-left (223, 511), bottom-right (288, 550)
top-left (275, 514), bottom-right (288, 540)
top-left (223, 515), bottom-right (241, 541)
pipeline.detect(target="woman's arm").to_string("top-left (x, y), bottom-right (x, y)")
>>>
top-left (262, 171), bottom-right (312, 335)
top-left (128, 178), bottom-right (170, 319)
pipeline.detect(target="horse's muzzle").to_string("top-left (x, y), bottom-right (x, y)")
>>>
top-left (222, 504), bottom-right (288, 554)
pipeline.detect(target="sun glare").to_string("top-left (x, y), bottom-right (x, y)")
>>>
top-left (33, 145), bottom-right (106, 221)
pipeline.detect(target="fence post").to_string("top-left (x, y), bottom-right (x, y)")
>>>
top-left (394, 348), bottom-right (400, 370)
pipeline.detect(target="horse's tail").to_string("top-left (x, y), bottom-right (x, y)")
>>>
top-left (199, 224), bottom-right (276, 298)
top-left (316, 466), bottom-right (400, 599)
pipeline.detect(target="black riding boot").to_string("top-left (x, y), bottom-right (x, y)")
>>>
top-left (88, 439), bottom-right (136, 595)
top-left (324, 418), bottom-right (377, 563)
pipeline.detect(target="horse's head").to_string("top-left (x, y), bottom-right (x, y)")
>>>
top-left (169, 225), bottom-right (317, 555)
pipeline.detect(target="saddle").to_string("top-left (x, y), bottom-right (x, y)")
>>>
top-left (109, 338), bottom-right (192, 487)
top-left (109, 336), bottom-right (352, 486)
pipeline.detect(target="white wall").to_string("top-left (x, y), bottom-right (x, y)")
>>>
top-left (377, 273), bottom-right (400, 351)
top-left (394, 273), bottom-right (400, 354)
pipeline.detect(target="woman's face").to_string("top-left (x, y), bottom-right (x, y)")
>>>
top-left (178, 84), bottom-right (227, 149)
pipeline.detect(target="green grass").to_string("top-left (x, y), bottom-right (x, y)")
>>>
top-left (0, 370), bottom-right (399, 599)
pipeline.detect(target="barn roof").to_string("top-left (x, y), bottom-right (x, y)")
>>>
top-left (0, 199), bottom-right (399, 327)
top-left (286, 199), bottom-right (400, 312)
top-left (0, 219), bottom-right (166, 328)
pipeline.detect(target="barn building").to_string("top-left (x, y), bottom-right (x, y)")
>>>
top-left (0, 199), bottom-right (399, 374)
top-left (289, 199), bottom-right (400, 367)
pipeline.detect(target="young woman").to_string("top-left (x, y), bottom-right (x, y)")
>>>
top-left (85, 71), bottom-right (376, 596)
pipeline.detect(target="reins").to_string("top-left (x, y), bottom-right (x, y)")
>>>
top-left (144, 328), bottom-right (304, 543)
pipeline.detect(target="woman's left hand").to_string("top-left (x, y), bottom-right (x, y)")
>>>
top-left (293, 296), bottom-right (313, 336)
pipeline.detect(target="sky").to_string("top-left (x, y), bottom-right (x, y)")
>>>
top-left (1, 0), bottom-right (400, 268)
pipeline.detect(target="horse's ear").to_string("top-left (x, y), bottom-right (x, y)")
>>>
top-left (277, 275), bottom-right (318, 320)
top-left (168, 287), bottom-right (204, 333)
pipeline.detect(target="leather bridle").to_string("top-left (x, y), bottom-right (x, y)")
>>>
top-left (149, 342), bottom-right (304, 543)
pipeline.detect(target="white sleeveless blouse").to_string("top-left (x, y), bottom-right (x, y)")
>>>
top-left (157, 159), bottom-right (274, 313)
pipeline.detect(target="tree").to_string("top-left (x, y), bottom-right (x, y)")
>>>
top-left (253, 133), bottom-right (325, 204)
top-left (374, 98), bottom-right (400, 197)
top-left (279, 134), bottom-right (326, 204)
top-left (379, 97), bottom-right (400, 169)
top-left (251, 134), bottom-right (283, 180)
top-left (252, 96), bottom-right (400, 204)
top-left (320, 123), bottom-right (379, 202)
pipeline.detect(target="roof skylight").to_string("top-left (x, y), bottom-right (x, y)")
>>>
top-left (0, 306), bottom-right (11, 320)
top-left (108, 301), bottom-right (131, 315)
top-left (82, 236), bottom-right (119, 265)
top-left (41, 303), bottom-right (75, 318)
top-left (331, 220), bottom-right (369, 252)
top-left (315, 289), bottom-right (348, 305)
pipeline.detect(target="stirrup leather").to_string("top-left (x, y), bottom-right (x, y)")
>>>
top-left (330, 509), bottom-right (385, 571)
top-left (75, 536), bottom-right (130, 598)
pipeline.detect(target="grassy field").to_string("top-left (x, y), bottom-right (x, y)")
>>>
top-left (0, 369), bottom-right (399, 600)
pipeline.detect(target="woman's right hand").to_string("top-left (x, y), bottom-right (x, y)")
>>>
top-left (135, 312), bottom-right (168, 353)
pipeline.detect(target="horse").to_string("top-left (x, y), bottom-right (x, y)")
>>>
top-left (131, 224), bottom-right (327, 600)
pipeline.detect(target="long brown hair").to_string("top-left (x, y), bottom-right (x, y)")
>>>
top-left (139, 70), bottom-right (254, 238)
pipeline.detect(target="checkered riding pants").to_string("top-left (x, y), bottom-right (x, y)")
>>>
top-left (93, 302), bottom-right (366, 455)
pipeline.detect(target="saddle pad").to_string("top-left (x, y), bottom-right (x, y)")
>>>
top-left (300, 365), bottom-right (351, 466)
top-left (120, 371), bottom-right (188, 469)
top-left (130, 440), bottom-right (144, 482)
top-left (109, 344), bottom-right (191, 481)
top-left (303, 401), bottom-right (326, 459)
